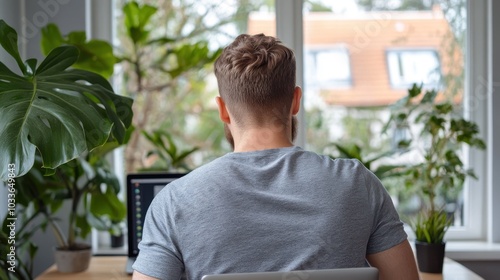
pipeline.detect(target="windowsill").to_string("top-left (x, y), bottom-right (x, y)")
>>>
top-left (404, 225), bottom-right (500, 261)
top-left (444, 241), bottom-right (500, 261)
top-left (90, 242), bottom-right (500, 262)
top-left (93, 244), bottom-right (127, 256)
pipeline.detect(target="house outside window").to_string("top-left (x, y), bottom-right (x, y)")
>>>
top-left (305, 47), bottom-right (352, 89)
top-left (386, 49), bottom-right (442, 88)
top-left (249, 1), bottom-right (482, 241)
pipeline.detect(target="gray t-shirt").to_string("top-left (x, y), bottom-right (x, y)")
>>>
top-left (133, 146), bottom-right (407, 280)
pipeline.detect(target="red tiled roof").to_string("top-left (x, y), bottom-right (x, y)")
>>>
top-left (248, 8), bottom-right (463, 106)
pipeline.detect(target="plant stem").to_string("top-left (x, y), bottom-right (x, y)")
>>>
top-left (26, 175), bottom-right (68, 248)
top-left (46, 214), bottom-right (68, 248)
top-left (125, 43), bottom-right (161, 172)
top-left (68, 163), bottom-right (81, 249)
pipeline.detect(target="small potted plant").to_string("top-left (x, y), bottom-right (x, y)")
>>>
top-left (412, 209), bottom-right (451, 273)
top-left (386, 84), bottom-right (485, 273)
top-left (109, 220), bottom-right (126, 248)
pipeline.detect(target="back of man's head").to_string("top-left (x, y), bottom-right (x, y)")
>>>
top-left (214, 34), bottom-right (296, 127)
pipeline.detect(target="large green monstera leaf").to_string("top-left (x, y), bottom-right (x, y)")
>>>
top-left (0, 20), bottom-right (133, 180)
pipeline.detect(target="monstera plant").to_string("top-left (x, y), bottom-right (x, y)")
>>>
top-left (0, 19), bottom-right (133, 276)
top-left (0, 19), bottom-right (133, 181)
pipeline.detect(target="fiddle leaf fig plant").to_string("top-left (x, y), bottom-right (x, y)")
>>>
top-left (0, 19), bottom-right (133, 181)
top-left (386, 84), bottom-right (485, 243)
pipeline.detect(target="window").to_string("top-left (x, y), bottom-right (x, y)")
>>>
top-left (103, 0), bottom-right (492, 246)
top-left (386, 49), bottom-right (441, 88)
top-left (305, 47), bottom-right (352, 89)
top-left (291, 0), bottom-right (483, 240)
top-left (112, 0), bottom-right (275, 174)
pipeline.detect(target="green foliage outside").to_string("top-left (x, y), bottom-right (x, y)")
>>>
top-left (115, 0), bottom-right (264, 172)
top-left (141, 130), bottom-right (199, 172)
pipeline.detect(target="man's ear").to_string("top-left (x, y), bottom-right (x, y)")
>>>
top-left (291, 86), bottom-right (302, 115)
top-left (215, 96), bottom-right (231, 124)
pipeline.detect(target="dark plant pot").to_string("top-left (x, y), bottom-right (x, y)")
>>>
top-left (111, 233), bottom-right (124, 248)
top-left (54, 244), bottom-right (92, 273)
top-left (415, 241), bottom-right (446, 273)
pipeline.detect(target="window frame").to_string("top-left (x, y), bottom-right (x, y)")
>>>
top-left (276, 0), bottom-right (489, 240)
top-left (91, 0), bottom-right (495, 245)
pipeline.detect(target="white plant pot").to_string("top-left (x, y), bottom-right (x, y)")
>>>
top-left (54, 245), bottom-right (92, 273)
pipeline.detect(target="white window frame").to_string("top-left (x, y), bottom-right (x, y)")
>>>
top-left (87, 0), bottom-right (497, 247)
top-left (487, 0), bottom-right (500, 244)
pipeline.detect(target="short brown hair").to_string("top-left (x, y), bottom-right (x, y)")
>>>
top-left (214, 34), bottom-right (296, 126)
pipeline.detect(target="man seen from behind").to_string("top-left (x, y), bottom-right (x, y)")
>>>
top-left (132, 33), bottom-right (420, 280)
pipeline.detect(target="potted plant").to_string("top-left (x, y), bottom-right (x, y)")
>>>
top-left (412, 208), bottom-right (451, 273)
top-left (386, 84), bottom-right (485, 273)
top-left (14, 149), bottom-right (127, 273)
top-left (109, 221), bottom-right (126, 248)
top-left (0, 19), bottom-right (133, 276)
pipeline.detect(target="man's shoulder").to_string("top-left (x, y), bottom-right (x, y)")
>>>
top-left (162, 156), bottom-right (229, 191)
top-left (301, 150), bottom-right (367, 170)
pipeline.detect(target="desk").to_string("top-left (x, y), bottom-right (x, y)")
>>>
top-left (36, 256), bottom-right (484, 280)
top-left (36, 256), bottom-right (130, 280)
top-left (419, 257), bottom-right (484, 280)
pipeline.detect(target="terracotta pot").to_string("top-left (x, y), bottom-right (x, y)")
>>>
top-left (415, 241), bottom-right (446, 273)
top-left (54, 244), bottom-right (92, 273)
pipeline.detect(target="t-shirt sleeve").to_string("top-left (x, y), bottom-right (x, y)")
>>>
top-left (132, 191), bottom-right (184, 279)
top-left (363, 168), bottom-right (408, 255)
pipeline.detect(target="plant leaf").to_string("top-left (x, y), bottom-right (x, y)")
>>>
top-left (40, 24), bottom-right (116, 79)
top-left (332, 143), bottom-right (362, 160)
top-left (0, 35), bottom-right (133, 180)
top-left (41, 23), bottom-right (64, 55)
top-left (420, 89), bottom-right (437, 104)
top-left (36, 46), bottom-right (79, 76)
top-left (89, 186), bottom-right (126, 222)
top-left (75, 214), bottom-right (92, 239)
top-left (123, 1), bottom-right (157, 45)
top-left (0, 20), bottom-right (24, 73)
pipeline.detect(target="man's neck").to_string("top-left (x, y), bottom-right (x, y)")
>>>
top-left (233, 128), bottom-right (293, 152)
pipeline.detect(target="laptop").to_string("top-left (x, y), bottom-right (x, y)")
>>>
top-left (125, 173), bottom-right (186, 274)
top-left (201, 267), bottom-right (378, 280)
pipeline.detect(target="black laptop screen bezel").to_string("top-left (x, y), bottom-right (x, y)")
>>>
top-left (126, 172), bottom-right (186, 258)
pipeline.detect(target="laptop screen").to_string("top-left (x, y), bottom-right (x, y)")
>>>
top-left (126, 173), bottom-right (186, 258)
